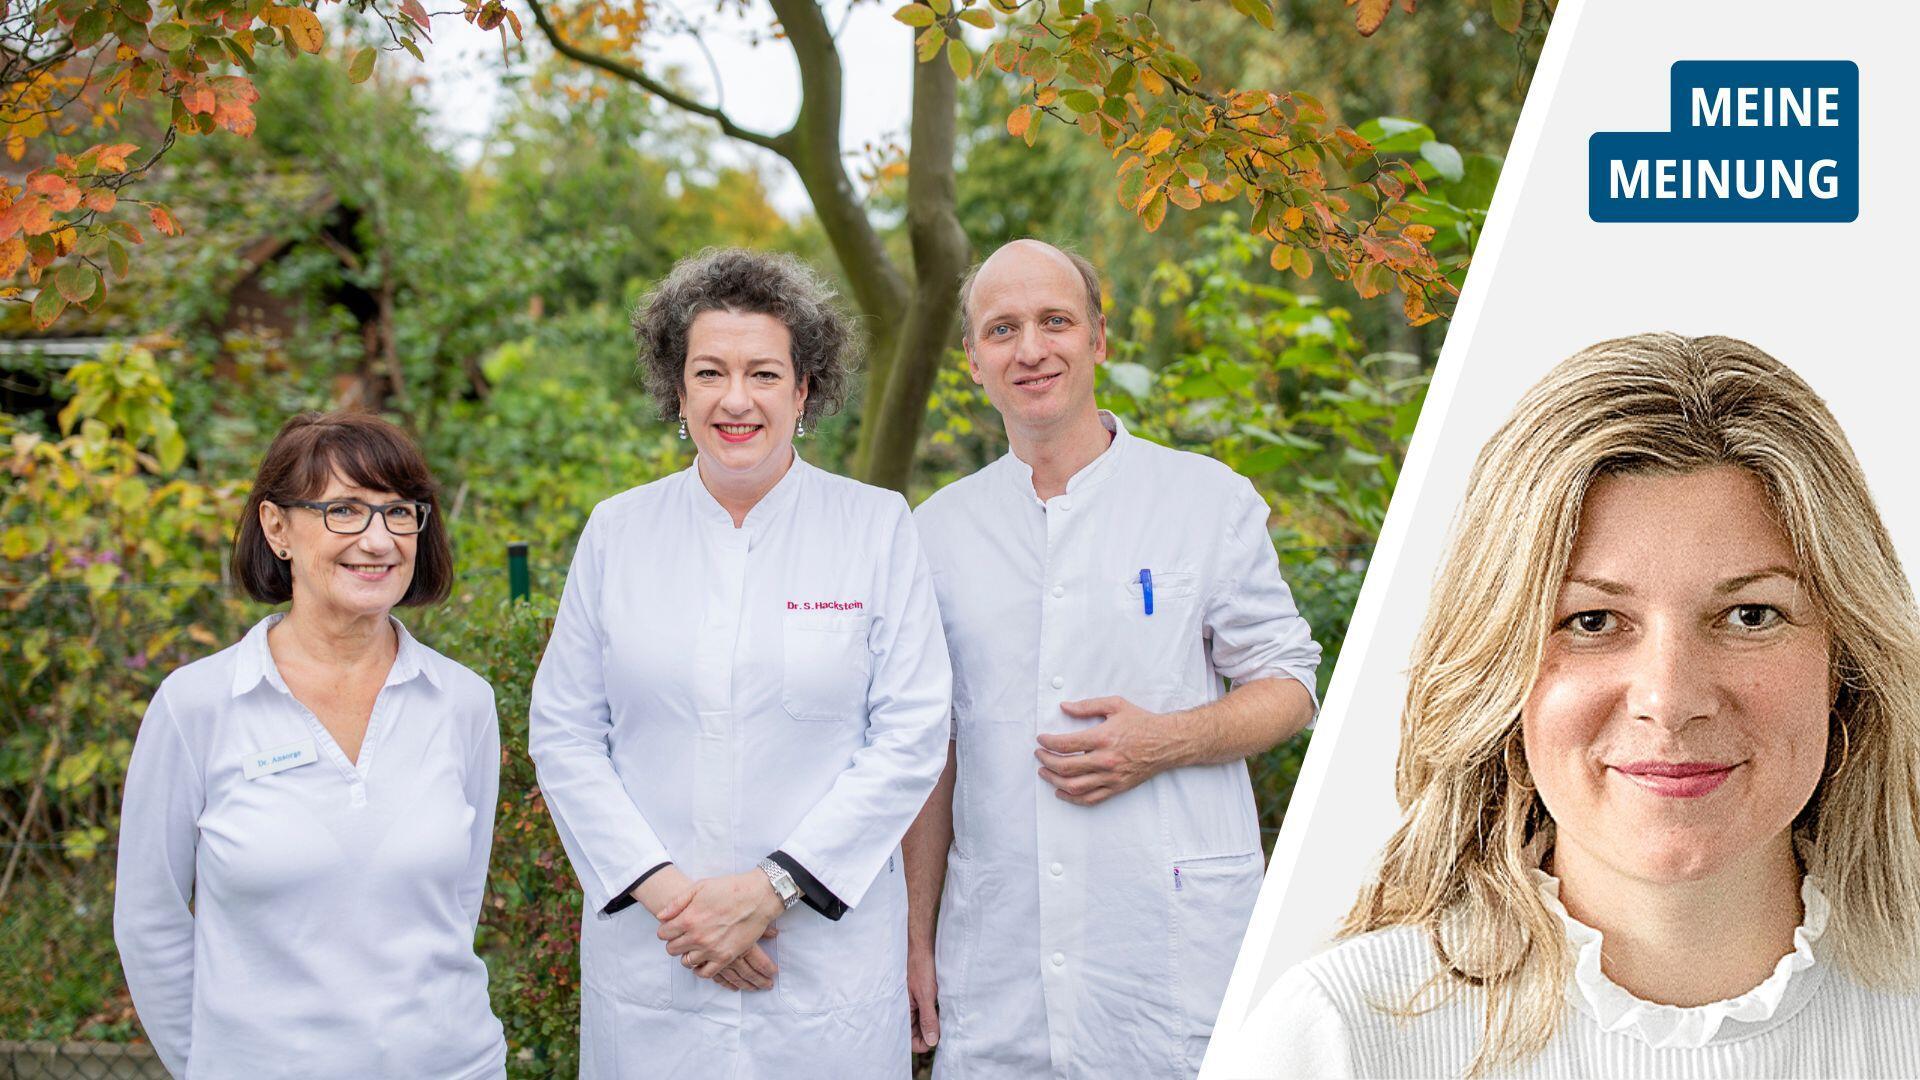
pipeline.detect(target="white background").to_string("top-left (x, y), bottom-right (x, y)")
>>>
top-left (1208, 0), bottom-right (1920, 1058)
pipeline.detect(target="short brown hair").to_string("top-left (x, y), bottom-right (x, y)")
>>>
top-left (631, 248), bottom-right (857, 425)
top-left (233, 412), bottom-right (453, 607)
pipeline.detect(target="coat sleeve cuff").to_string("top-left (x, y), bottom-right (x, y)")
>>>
top-left (601, 861), bottom-right (671, 916)
top-left (769, 850), bottom-right (847, 921)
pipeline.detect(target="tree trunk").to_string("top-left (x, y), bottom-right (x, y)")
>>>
top-left (862, 45), bottom-right (972, 494)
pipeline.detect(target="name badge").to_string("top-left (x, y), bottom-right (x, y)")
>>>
top-left (242, 737), bottom-right (318, 780)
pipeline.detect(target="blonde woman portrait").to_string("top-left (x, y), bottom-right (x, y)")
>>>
top-left (1213, 334), bottom-right (1920, 1078)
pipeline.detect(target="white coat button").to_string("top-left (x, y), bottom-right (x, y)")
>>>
top-left (1051, 675), bottom-right (1064, 689)
top-left (1051, 952), bottom-right (1066, 967)
top-left (1050, 862), bottom-right (1064, 876)
top-left (1051, 585), bottom-right (1064, 598)
top-left (1058, 498), bottom-right (1073, 511)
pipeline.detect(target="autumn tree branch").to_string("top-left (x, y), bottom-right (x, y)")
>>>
top-left (522, 0), bottom-right (790, 155)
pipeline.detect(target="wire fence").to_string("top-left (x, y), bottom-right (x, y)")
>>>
top-left (1, 539), bottom-right (1367, 1070)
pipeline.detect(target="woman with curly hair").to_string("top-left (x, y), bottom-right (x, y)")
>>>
top-left (1216, 334), bottom-right (1920, 1078)
top-left (529, 248), bottom-right (952, 1078)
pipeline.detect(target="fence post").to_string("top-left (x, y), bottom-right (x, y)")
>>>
top-left (507, 541), bottom-right (529, 603)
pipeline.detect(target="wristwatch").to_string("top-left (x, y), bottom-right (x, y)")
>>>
top-left (757, 857), bottom-right (802, 910)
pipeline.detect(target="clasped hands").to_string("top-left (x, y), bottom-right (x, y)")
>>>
top-left (633, 865), bottom-right (786, 992)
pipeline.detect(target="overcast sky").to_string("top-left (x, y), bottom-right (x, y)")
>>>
top-left (417, 1), bottom-right (919, 216)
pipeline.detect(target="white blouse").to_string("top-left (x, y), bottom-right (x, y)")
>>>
top-left (1210, 873), bottom-right (1920, 1078)
top-left (113, 614), bottom-right (506, 1080)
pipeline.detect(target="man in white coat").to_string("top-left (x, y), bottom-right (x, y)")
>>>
top-left (905, 239), bottom-right (1321, 1078)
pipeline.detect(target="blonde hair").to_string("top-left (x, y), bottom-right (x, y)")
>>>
top-left (1341, 333), bottom-right (1920, 1074)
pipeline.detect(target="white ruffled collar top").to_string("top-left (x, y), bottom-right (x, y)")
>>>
top-left (1531, 868), bottom-right (1831, 1049)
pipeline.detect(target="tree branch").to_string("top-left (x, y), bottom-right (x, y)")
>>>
top-left (523, 0), bottom-right (790, 155)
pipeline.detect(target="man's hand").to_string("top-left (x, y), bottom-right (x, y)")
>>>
top-left (1035, 696), bottom-right (1181, 806)
top-left (657, 871), bottom-right (787, 978)
top-left (908, 943), bottom-right (940, 1052)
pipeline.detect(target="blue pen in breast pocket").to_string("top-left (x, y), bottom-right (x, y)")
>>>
top-left (1139, 569), bottom-right (1153, 615)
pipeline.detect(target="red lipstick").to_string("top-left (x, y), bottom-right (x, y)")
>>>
top-left (1611, 760), bottom-right (1737, 798)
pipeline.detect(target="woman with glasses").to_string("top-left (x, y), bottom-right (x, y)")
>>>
top-left (113, 411), bottom-right (507, 1079)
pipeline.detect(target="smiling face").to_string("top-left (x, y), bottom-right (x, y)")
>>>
top-left (681, 309), bottom-right (806, 483)
top-left (963, 242), bottom-right (1105, 439)
top-left (1523, 465), bottom-right (1831, 887)
top-left (259, 471), bottom-right (417, 622)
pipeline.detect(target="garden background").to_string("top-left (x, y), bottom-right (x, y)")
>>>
top-left (0, 0), bottom-right (1543, 1072)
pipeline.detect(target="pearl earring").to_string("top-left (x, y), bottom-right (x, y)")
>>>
top-left (677, 416), bottom-right (688, 440)
top-left (278, 549), bottom-right (289, 559)
top-left (795, 417), bottom-right (806, 438)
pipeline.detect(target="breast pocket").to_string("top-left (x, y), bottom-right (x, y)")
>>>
top-left (1113, 570), bottom-right (1204, 700)
top-left (781, 611), bottom-right (872, 721)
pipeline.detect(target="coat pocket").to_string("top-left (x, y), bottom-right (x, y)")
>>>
top-left (773, 867), bottom-right (907, 1015)
top-left (1169, 848), bottom-right (1264, 1069)
top-left (781, 611), bottom-right (871, 721)
top-left (580, 906), bottom-right (674, 1009)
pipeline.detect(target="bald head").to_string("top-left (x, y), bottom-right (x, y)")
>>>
top-left (958, 240), bottom-right (1104, 345)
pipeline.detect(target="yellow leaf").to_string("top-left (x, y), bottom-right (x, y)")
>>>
top-left (1353, 0), bottom-right (1392, 35)
top-left (1141, 191), bottom-right (1167, 232)
top-left (1403, 223), bottom-right (1436, 242)
top-left (1167, 184), bottom-right (1200, 210)
top-left (266, 6), bottom-right (325, 53)
top-left (1282, 205), bottom-right (1305, 230)
top-left (947, 39), bottom-right (972, 80)
top-left (1142, 127), bottom-right (1174, 156)
top-left (1268, 242), bottom-right (1292, 271)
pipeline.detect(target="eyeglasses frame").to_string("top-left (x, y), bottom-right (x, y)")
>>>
top-left (275, 498), bottom-right (434, 536)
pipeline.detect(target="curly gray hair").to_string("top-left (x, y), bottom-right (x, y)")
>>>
top-left (631, 248), bottom-right (858, 425)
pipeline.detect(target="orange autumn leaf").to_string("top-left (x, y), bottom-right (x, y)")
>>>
top-left (0, 237), bottom-right (24, 277)
top-left (180, 79), bottom-right (215, 116)
top-left (82, 188), bottom-right (117, 213)
top-left (1007, 105), bottom-right (1033, 139)
top-left (149, 205), bottom-right (182, 237)
top-left (211, 77), bottom-right (261, 136)
top-left (1402, 223), bottom-right (1436, 242)
top-left (1281, 205), bottom-right (1305, 230)
top-left (94, 143), bottom-right (138, 172)
top-left (1141, 127), bottom-right (1175, 156)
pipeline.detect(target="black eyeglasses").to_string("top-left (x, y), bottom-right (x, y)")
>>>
top-left (277, 499), bottom-right (432, 536)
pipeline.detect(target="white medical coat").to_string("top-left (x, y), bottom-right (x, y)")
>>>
top-left (914, 414), bottom-right (1321, 1079)
top-left (529, 455), bottom-right (951, 1080)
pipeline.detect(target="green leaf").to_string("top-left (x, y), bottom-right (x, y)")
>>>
top-left (1419, 140), bottom-right (1465, 182)
top-left (893, 4), bottom-right (935, 26)
top-left (83, 561), bottom-right (121, 594)
top-left (55, 264), bottom-right (98, 303)
top-left (1105, 361), bottom-right (1153, 400)
top-left (1355, 117), bottom-right (1435, 154)
top-left (1061, 90), bottom-right (1100, 114)
top-left (958, 8), bottom-right (994, 29)
top-left (915, 25), bottom-right (946, 62)
top-left (1228, 0), bottom-right (1275, 30)
top-left (30, 286), bottom-right (65, 328)
top-left (946, 38), bottom-right (972, 79)
top-left (107, 239), bottom-right (129, 279)
top-left (72, 9), bottom-right (109, 48)
top-left (1492, 0), bottom-right (1524, 32)
top-left (1104, 63), bottom-right (1136, 97)
top-left (348, 47), bottom-right (377, 84)
top-left (928, 0), bottom-right (951, 14)
top-left (1058, 0), bottom-right (1084, 15)
top-left (149, 21), bottom-right (191, 51)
